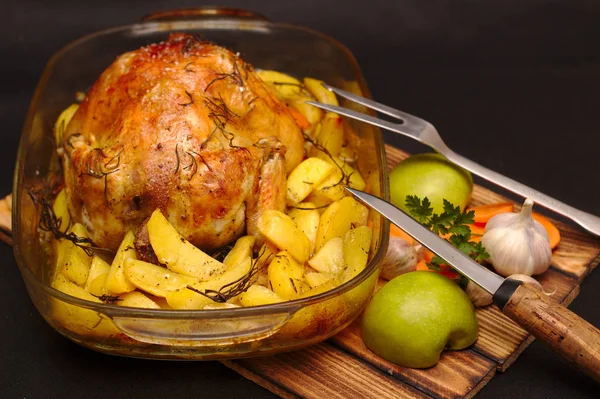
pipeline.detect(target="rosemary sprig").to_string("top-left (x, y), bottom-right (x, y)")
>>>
top-left (27, 186), bottom-right (112, 257)
top-left (92, 294), bottom-right (122, 304)
top-left (301, 133), bottom-right (349, 190)
top-left (81, 148), bottom-right (123, 205)
top-left (185, 246), bottom-right (273, 303)
top-left (204, 58), bottom-right (246, 92)
top-left (178, 90), bottom-right (194, 107)
top-left (183, 61), bottom-right (195, 73)
top-left (174, 144), bottom-right (212, 178)
top-left (271, 81), bottom-right (311, 96)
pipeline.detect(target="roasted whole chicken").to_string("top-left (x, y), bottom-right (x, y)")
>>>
top-left (61, 34), bottom-right (305, 252)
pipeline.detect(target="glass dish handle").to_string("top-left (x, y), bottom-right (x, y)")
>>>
top-left (109, 311), bottom-right (292, 347)
top-left (141, 7), bottom-right (269, 22)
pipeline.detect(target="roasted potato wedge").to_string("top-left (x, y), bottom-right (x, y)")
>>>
top-left (86, 273), bottom-right (109, 297)
top-left (239, 284), bottom-right (285, 306)
top-left (268, 251), bottom-right (308, 300)
top-left (315, 197), bottom-right (369, 251)
top-left (52, 188), bottom-right (70, 233)
top-left (117, 291), bottom-right (161, 309)
top-left (310, 113), bottom-right (344, 158)
top-left (287, 202), bottom-right (320, 255)
top-left (256, 70), bottom-right (303, 98)
top-left (124, 258), bottom-right (199, 297)
top-left (308, 237), bottom-right (345, 274)
top-left (288, 95), bottom-right (323, 126)
top-left (105, 230), bottom-right (137, 294)
top-left (340, 226), bottom-right (373, 283)
top-left (54, 103), bottom-right (79, 145)
top-left (304, 77), bottom-right (339, 106)
top-left (333, 159), bottom-right (366, 191)
top-left (84, 256), bottom-right (111, 291)
top-left (286, 157), bottom-right (335, 206)
top-left (311, 168), bottom-right (346, 205)
top-left (60, 224), bottom-right (92, 286)
top-left (223, 235), bottom-right (255, 268)
top-left (51, 273), bottom-right (119, 336)
top-left (257, 210), bottom-right (311, 264)
top-left (304, 272), bottom-right (336, 288)
top-left (166, 256), bottom-right (252, 309)
top-left (147, 209), bottom-right (227, 281)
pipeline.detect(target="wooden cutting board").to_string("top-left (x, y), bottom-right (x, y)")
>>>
top-left (220, 145), bottom-right (600, 399)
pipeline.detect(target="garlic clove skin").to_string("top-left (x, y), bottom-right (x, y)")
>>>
top-left (465, 280), bottom-right (493, 307)
top-left (481, 198), bottom-right (552, 277)
top-left (508, 273), bottom-right (557, 296)
top-left (507, 274), bottom-right (543, 291)
top-left (380, 236), bottom-right (420, 280)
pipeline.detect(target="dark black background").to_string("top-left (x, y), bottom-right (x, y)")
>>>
top-left (1, 0), bottom-right (600, 398)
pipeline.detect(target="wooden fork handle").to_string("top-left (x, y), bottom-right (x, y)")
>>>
top-left (496, 282), bottom-right (600, 382)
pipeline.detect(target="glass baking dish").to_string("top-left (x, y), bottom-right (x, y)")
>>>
top-left (13, 7), bottom-right (390, 359)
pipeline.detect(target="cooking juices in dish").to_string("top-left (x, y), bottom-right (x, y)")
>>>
top-left (15, 13), bottom-right (388, 358)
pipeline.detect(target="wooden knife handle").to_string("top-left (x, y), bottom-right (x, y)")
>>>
top-left (495, 281), bottom-right (600, 382)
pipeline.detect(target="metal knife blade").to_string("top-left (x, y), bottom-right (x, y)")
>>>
top-left (345, 187), bottom-right (504, 294)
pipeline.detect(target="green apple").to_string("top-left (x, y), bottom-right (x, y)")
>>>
top-left (389, 153), bottom-right (473, 214)
top-left (361, 271), bottom-right (478, 368)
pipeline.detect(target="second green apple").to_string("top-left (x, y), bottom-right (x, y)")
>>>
top-left (389, 153), bottom-right (473, 214)
top-left (361, 271), bottom-right (479, 368)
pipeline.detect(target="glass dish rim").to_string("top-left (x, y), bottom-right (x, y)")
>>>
top-left (13, 16), bottom-right (391, 320)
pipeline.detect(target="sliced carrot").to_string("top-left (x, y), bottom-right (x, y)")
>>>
top-left (389, 224), bottom-right (414, 245)
top-left (415, 259), bottom-right (430, 271)
top-left (533, 212), bottom-right (561, 249)
top-left (469, 223), bottom-right (485, 243)
top-left (423, 248), bottom-right (434, 262)
top-left (287, 106), bottom-right (310, 130)
top-left (468, 202), bottom-right (514, 224)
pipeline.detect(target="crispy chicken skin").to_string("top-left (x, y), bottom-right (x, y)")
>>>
top-left (61, 34), bottom-right (304, 251)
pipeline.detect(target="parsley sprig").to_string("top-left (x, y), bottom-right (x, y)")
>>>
top-left (405, 195), bottom-right (489, 279)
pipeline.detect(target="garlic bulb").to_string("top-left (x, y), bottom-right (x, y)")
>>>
top-left (380, 236), bottom-right (420, 280)
top-left (481, 198), bottom-right (552, 277)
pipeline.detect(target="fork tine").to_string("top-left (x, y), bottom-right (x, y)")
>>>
top-left (305, 101), bottom-right (403, 134)
top-left (322, 83), bottom-right (409, 121)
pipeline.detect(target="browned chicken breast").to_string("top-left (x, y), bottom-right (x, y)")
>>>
top-left (61, 33), bottom-right (305, 252)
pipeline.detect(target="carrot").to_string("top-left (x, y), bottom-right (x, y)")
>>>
top-left (415, 259), bottom-right (430, 271)
top-left (468, 202), bottom-right (514, 224)
top-left (390, 224), bottom-right (414, 245)
top-left (287, 106), bottom-right (310, 130)
top-left (423, 248), bottom-right (434, 262)
top-left (469, 223), bottom-right (485, 243)
top-left (533, 212), bottom-right (561, 250)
